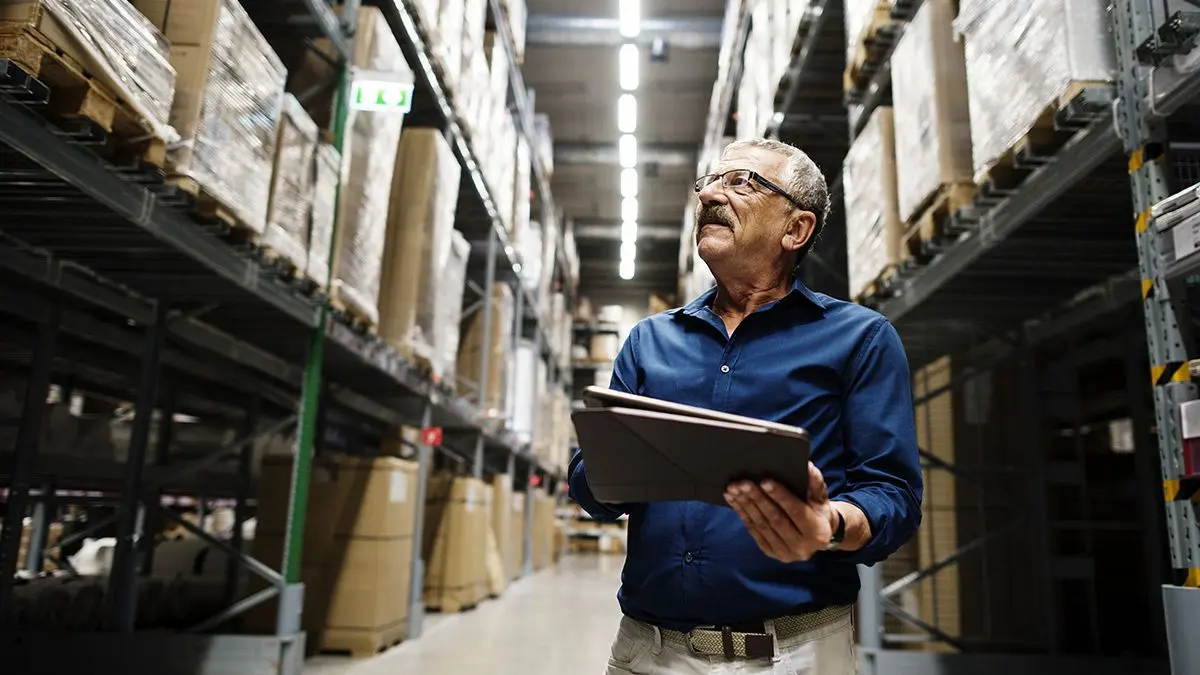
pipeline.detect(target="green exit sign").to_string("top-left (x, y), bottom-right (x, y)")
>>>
top-left (350, 70), bottom-right (415, 113)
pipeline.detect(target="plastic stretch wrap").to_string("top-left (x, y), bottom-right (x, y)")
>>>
top-left (14, 0), bottom-right (176, 140)
top-left (844, 0), bottom-right (881, 61)
top-left (433, 232), bottom-right (471, 382)
top-left (503, 0), bottom-right (527, 63)
top-left (379, 128), bottom-right (462, 371)
top-left (842, 107), bottom-right (900, 300)
top-left (517, 222), bottom-right (544, 292)
top-left (436, 0), bottom-right (465, 88)
top-left (533, 113), bottom-right (553, 177)
top-left (491, 114), bottom-right (518, 233)
top-left (262, 95), bottom-right (318, 272)
top-left (463, 0), bottom-right (488, 57)
top-left (891, 0), bottom-right (973, 222)
top-left (512, 133), bottom-right (532, 243)
top-left (955, 0), bottom-right (1115, 182)
top-left (333, 7), bottom-right (412, 325)
top-left (162, 0), bottom-right (286, 235)
top-left (308, 143), bottom-right (340, 290)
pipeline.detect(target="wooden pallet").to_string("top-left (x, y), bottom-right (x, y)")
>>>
top-left (0, 28), bottom-right (165, 168)
top-left (843, 0), bottom-right (902, 93)
top-left (318, 620), bottom-right (407, 658)
top-left (901, 182), bottom-right (978, 262)
top-left (977, 81), bottom-right (1109, 192)
top-left (853, 264), bottom-right (899, 305)
top-left (166, 175), bottom-right (268, 245)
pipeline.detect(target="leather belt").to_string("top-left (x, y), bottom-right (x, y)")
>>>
top-left (658, 605), bottom-right (852, 660)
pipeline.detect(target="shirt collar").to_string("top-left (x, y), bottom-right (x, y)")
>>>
top-left (670, 275), bottom-right (828, 318)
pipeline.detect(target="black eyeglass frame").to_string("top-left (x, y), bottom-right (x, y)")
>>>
top-left (693, 169), bottom-right (807, 212)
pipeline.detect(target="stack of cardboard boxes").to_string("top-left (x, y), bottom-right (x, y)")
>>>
top-left (457, 285), bottom-right (515, 417)
top-left (423, 474), bottom-right (488, 611)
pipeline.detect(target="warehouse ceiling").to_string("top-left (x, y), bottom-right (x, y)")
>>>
top-left (523, 0), bottom-right (726, 300)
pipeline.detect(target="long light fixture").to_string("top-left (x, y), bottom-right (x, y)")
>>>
top-left (620, 242), bottom-right (637, 262)
top-left (619, 134), bottom-right (638, 168)
top-left (619, 259), bottom-right (635, 280)
top-left (622, 196), bottom-right (638, 223)
top-left (619, 44), bottom-right (639, 91)
top-left (619, 0), bottom-right (640, 38)
top-left (620, 168), bottom-right (638, 198)
top-left (617, 94), bottom-right (637, 133)
top-left (621, 220), bottom-right (638, 242)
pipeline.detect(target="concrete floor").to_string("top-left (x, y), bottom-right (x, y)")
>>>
top-left (304, 554), bottom-right (624, 675)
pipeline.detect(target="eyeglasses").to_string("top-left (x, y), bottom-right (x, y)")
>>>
top-left (694, 169), bottom-right (805, 211)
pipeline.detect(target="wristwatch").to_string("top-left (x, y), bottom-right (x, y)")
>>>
top-left (825, 509), bottom-right (846, 551)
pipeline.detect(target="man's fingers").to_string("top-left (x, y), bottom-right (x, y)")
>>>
top-left (725, 490), bottom-right (785, 559)
top-left (807, 462), bottom-right (828, 502)
top-left (726, 485), bottom-right (794, 559)
top-left (732, 484), bottom-right (806, 558)
top-left (761, 479), bottom-right (808, 524)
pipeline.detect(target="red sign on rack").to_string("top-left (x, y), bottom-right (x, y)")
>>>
top-left (421, 426), bottom-right (443, 447)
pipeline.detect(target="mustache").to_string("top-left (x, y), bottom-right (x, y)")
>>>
top-left (696, 204), bottom-right (734, 229)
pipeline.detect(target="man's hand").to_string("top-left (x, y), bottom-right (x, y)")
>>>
top-left (724, 463), bottom-right (841, 563)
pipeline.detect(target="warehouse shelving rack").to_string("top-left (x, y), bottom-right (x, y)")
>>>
top-left (696, 0), bottom-right (1200, 672)
top-left (0, 1), bottom-right (571, 672)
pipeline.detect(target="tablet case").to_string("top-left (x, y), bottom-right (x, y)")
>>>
top-left (571, 406), bottom-right (810, 506)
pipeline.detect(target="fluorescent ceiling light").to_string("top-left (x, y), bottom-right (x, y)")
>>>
top-left (621, 242), bottom-right (637, 262)
top-left (621, 221), bottom-right (638, 243)
top-left (619, 44), bottom-right (639, 91)
top-left (622, 197), bottom-right (638, 222)
top-left (621, 168), bottom-right (638, 198)
top-left (619, 134), bottom-right (638, 168)
top-left (618, 94), bottom-right (637, 134)
top-left (619, 0), bottom-right (640, 38)
top-left (619, 259), bottom-right (635, 280)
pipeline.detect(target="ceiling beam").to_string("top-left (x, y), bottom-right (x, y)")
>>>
top-left (574, 223), bottom-right (681, 241)
top-left (555, 143), bottom-right (696, 167)
top-left (580, 260), bottom-right (678, 273)
top-left (526, 15), bottom-right (722, 50)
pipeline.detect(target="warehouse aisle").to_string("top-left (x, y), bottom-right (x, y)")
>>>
top-left (304, 554), bottom-right (623, 674)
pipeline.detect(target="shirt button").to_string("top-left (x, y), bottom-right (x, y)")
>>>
top-left (684, 552), bottom-right (694, 563)
top-left (720, 365), bottom-right (730, 373)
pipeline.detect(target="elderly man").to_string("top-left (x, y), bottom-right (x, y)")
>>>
top-left (568, 138), bottom-right (923, 674)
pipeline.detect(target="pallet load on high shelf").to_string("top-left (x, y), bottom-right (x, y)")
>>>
top-left (458, 284), bottom-right (514, 421)
top-left (379, 128), bottom-right (470, 381)
top-left (955, 0), bottom-right (1114, 194)
top-left (0, 0), bottom-right (176, 165)
top-left (246, 455), bottom-right (419, 658)
top-left (843, 0), bottom-right (904, 94)
top-left (737, 0), bottom-right (807, 138)
top-left (891, 0), bottom-right (975, 267)
top-left (1151, 181), bottom-right (1200, 268)
top-left (843, 107), bottom-right (901, 305)
top-left (288, 6), bottom-right (413, 333)
top-left (133, 0), bottom-right (286, 237)
top-left (423, 473), bottom-right (488, 613)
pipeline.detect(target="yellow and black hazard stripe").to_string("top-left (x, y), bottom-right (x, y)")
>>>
top-left (1129, 143), bottom-right (1165, 175)
top-left (1187, 568), bottom-right (1200, 589)
top-left (1163, 478), bottom-right (1200, 502)
top-left (1151, 362), bottom-right (1190, 387)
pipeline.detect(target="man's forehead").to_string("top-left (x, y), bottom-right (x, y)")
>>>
top-left (714, 146), bottom-right (786, 175)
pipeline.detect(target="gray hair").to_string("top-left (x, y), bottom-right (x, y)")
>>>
top-left (721, 138), bottom-right (831, 258)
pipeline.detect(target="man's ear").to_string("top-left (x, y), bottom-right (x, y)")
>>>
top-left (781, 211), bottom-right (817, 252)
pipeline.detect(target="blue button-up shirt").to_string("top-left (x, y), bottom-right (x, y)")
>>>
top-left (568, 278), bottom-right (923, 631)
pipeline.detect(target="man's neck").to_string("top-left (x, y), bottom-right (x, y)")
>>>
top-left (711, 271), bottom-right (793, 321)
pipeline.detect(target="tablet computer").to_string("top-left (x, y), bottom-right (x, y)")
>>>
top-left (580, 385), bottom-right (811, 439)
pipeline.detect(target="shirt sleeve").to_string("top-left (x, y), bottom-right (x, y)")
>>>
top-left (567, 324), bottom-right (642, 522)
top-left (827, 318), bottom-right (924, 566)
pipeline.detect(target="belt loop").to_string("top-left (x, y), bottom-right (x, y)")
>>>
top-left (651, 626), bottom-right (663, 655)
top-left (764, 619), bottom-right (780, 659)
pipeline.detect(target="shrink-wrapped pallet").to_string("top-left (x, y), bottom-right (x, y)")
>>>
top-left (512, 133), bottom-right (532, 244)
top-left (3, 0), bottom-right (176, 140)
top-left (891, 0), bottom-right (973, 223)
top-left (517, 221), bottom-right (544, 292)
top-left (378, 128), bottom-right (463, 376)
top-left (435, 231), bottom-right (471, 380)
top-left (500, 0), bottom-right (526, 63)
top-left (262, 95), bottom-right (319, 274)
top-left (134, 0), bottom-right (285, 235)
top-left (424, 475), bottom-right (488, 611)
top-left (458, 284), bottom-right (514, 415)
top-left (330, 7), bottom-right (412, 326)
top-left (844, 0), bottom-right (887, 62)
top-left (954, 0), bottom-right (1115, 183)
top-left (435, 0), bottom-right (465, 89)
top-left (308, 143), bottom-right (340, 289)
top-left (533, 113), bottom-right (553, 178)
top-left (842, 107), bottom-right (901, 301)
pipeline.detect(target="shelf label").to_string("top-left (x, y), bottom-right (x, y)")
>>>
top-left (350, 69), bottom-right (415, 113)
top-left (421, 426), bottom-right (443, 447)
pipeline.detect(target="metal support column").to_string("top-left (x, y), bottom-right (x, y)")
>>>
top-left (142, 385), bottom-right (176, 575)
top-left (857, 564), bottom-right (883, 675)
top-left (407, 403), bottom-right (433, 640)
top-left (226, 395), bottom-right (259, 608)
top-left (1019, 337), bottom-right (1059, 651)
top-left (473, 435), bottom-right (485, 480)
top-left (0, 303), bottom-right (58, 618)
top-left (1114, 6), bottom-right (1200, 673)
top-left (23, 485), bottom-right (51, 573)
top-left (477, 229), bottom-right (499, 413)
top-left (523, 465), bottom-right (535, 577)
top-left (107, 300), bottom-right (170, 631)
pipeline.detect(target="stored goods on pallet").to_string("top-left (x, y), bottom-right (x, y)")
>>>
top-left (309, 143), bottom-right (341, 289)
top-left (412, 0), bottom-right (439, 33)
top-left (531, 490), bottom-right (555, 570)
top-left (4, 0), bottom-right (176, 141)
top-left (891, 0), bottom-right (973, 224)
top-left (844, 0), bottom-right (887, 63)
top-left (262, 95), bottom-right (319, 274)
top-left (517, 222), bottom-right (544, 291)
top-left (769, 0), bottom-right (808, 90)
top-left (511, 340), bottom-right (539, 444)
top-left (463, 0), bottom-right (488, 59)
top-left (533, 113), bottom-right (554, 177)
top-left (436, 232), bottom-right (471, 379)
top-left (491, 474), bottom-right (515, 580)
top-left (537, 217), bottom-right (559, 312)
top-left (513, 133), bottom-right (532, 243)
top-left (484, 30), bottom-right (512, 116)
top-left (133, 0), bottom-right (286, 235)
top-left (954, 0), bottom-right (1115, 184)
top-left (330, 7), bottom-right (412, 327)
top-left (378, 128), bottom-right (463, 376)
top-left (459, 49), bottom-right (493, 139)
top-left (424, 474), bottom-right (488, 611)
top-left (458, 284), bottom-right (514, 415)
top-left (842, 107), bottom-right (900, 301)
top-left (435, 0), bottom-right (465, 89)
top-left (490, 114), bottom-right (518, 233)
top-left (500, 0), bottom-right (527, 63)
top-left (509, 492), bottom-right (526, 580)
top-left (564, 223), bottom-right (579, 289)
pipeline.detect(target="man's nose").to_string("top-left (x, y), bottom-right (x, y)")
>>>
top-left (697, 180), bottom-right (729, 205)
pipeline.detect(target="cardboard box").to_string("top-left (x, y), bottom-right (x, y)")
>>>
top-left (435, 0), bottom-right (465, 89)
top-left (262, 95), bottom-right (319, 273)
top-left (424, 476), bottom-right (488, 610)
top-left (457, 284), bottom-right (514, 415)
top-left (509, 492), bottom-right (526, 580)
top-left (378, 128), bottom-right (464, 374)
top-left (255, 455), bottom-right (342, 558)
top-left (308, 143), bottom-right (341, 289)
top-left (325, 535), bottom-right (414, 630)
top-left (490, 474), bottom-right (514, 579)
top-left (132, 0), bottom-right (286, 235)
top-left (891, 0), bottom-right (973, 223)
top-left (332, 457), bottom-right (418, 540)
top-left (842, 107), bottom-right (901, 301)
